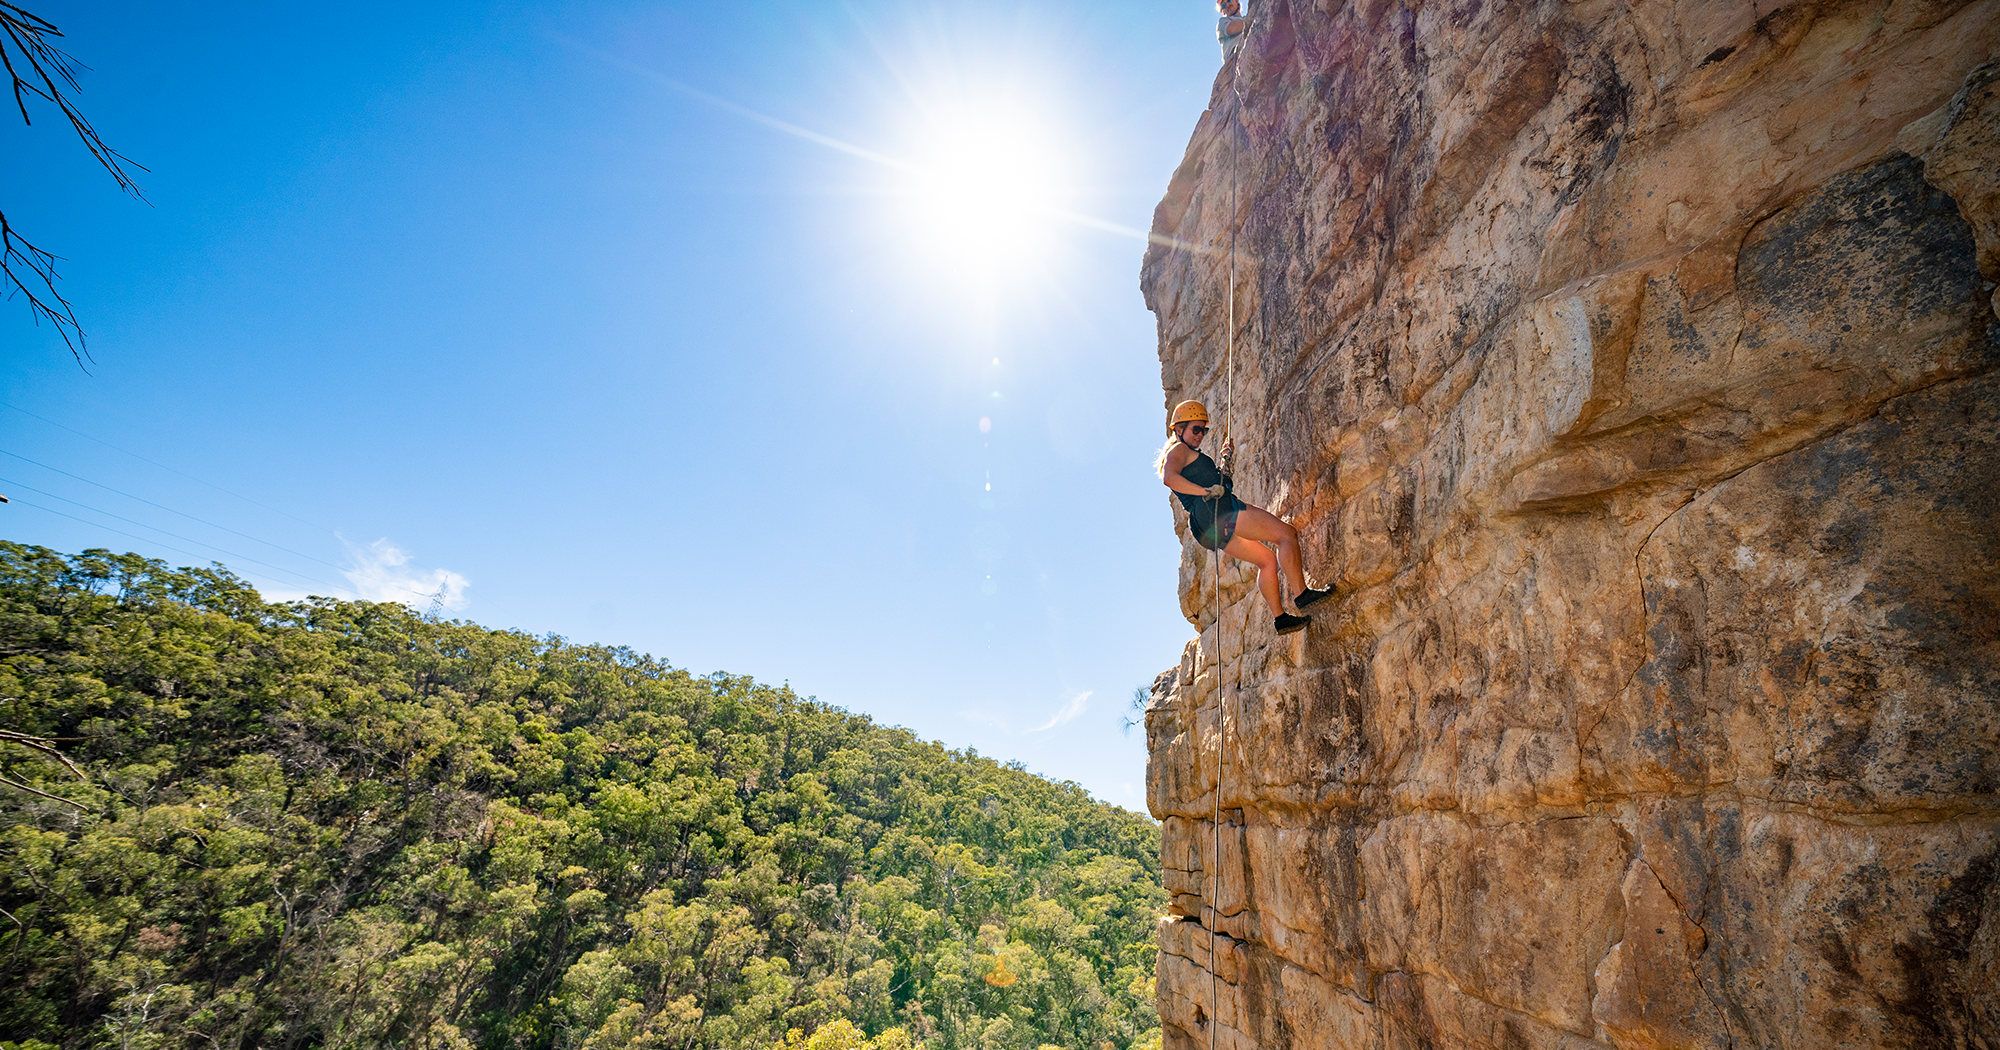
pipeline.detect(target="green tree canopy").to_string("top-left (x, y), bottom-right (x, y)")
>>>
top-left (0, 543), bottom-right (1163, 1050)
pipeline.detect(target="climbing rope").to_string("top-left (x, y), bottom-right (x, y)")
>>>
top-left (1207, 29), bottom-right (1250, 1050)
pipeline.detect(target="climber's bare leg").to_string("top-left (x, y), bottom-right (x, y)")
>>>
top-left (1223, 533), bottom-right (1283, 617)
top-left (1232, 507), bottom-right (1306, 600)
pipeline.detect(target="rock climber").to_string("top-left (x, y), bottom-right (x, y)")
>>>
top-left (1216, 0), bottom-right (1250, 60)
top-left (1157, 400), bottom-right (1330, 635)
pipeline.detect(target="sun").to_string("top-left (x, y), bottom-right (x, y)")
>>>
top-left (899, 104), bottom-right (1069, 277)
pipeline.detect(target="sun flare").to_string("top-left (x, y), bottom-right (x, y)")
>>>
top-left (900, 106), bottom-right (1069, 276)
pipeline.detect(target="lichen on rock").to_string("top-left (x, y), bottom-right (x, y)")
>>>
top-left (1141, 2), bottom-right (2000, 1048)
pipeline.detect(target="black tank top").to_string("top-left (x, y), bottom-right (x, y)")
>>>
top-left (1173, 449), bottom-right (1233, 517)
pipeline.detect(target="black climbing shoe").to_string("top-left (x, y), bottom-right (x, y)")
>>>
top-left (1293, 586), bottom-right (1334, 610)
top-left (1274, 612), bottom-right (1311, 635)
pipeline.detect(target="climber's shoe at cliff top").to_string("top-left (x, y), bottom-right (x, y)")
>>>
top-left (1274, 613), bottom-right (1310, 635)
top-left (1294, 586), bottom-right (1334, 610)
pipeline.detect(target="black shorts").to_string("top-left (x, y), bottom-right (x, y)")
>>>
top-left (1191, 497), bottom-right (1244, 551)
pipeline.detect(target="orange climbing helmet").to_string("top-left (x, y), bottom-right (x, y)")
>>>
top-left (1169, 400), bottom-right (1210, 432)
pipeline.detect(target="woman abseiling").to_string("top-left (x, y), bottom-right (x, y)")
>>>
top-left (1156, 400), bottom-right (1332, 635)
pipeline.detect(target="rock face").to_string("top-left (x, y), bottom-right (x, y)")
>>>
top-left (1140, 3), bottom-right (2000, 1048)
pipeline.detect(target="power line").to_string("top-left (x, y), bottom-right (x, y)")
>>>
top-left (4, 496), bottom-right (347, 599)
top-left (9, 495), bottom-right (216, 564)
top-left (0, 476), bottom-right (352, 594)
top-left (0, 448), bottom-right (350, 573)
top-left (0, 400), bottom-right (338, 535)
top-left (0, 415), bottom-right (513, 624)
top-left (7, 492), bottom-right (459, 608)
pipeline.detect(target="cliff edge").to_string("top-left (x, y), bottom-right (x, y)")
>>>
top-left (1141, 2), bottom-right (2000, 1048)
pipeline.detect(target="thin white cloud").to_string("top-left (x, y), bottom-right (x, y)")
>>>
top-left (247, 539), bottom-right (468, 610)
top-left (1029, 690), bottom-right (1091, 733)
top-left (341, 538), bottom-right (469, 611)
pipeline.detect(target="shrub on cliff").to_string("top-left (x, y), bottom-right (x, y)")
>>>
top-left (0, 543), bottom-right (1163, 1050)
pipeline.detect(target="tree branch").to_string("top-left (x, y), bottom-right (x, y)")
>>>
top-left (0, 724), bottom-right (91, 808)
top-left (0, 3), bottom-right (145, 196)
top-left (0, 769), bottom-right (87, 809)
top-left (0, 209), bottom-right (86, 362)
top-left (0, 726), bottom-right (89, 780)
top-left (0, 3), bottom-right (148, 365)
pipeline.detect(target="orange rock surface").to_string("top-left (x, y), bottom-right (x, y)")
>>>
top-left (1141, 2), bottom-right (2000, 1047)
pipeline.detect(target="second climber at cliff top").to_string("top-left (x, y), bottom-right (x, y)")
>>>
top-left (1216, 0), bottom-right (1249, 60)
top-left (1158, 400), bottom-right (1331, 636)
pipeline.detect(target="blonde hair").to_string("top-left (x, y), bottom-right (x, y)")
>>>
top-left (1154, 429), bottom-right (1187, 477)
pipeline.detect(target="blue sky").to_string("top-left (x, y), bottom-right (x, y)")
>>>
top-left (1, 0), bottom-right (1224, 811)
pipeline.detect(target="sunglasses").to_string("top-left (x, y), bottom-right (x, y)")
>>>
top-left (1184, 425), bottom-right (1210, 436)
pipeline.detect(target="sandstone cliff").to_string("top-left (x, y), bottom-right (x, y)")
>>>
top-left (1140, 2), bottom-right (2000, 1048)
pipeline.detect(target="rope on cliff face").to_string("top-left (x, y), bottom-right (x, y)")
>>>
top-left (1207, 30), bottom-right (1250, 1050)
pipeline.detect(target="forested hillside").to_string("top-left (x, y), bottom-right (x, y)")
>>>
top-left (0, 544), bottom-right (1163, 1050)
